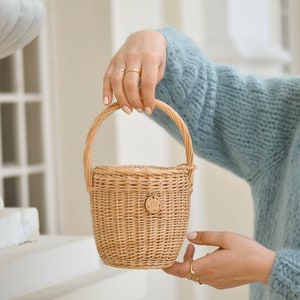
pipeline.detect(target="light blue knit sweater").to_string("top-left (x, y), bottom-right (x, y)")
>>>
top-left (152, 28), bottom-right (300, 300)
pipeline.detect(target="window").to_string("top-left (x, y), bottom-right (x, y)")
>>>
top-left (0, 36), bottom-right (56, 233)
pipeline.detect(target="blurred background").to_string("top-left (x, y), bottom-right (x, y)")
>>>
top-left (0, 0), bottom-right (299, 299)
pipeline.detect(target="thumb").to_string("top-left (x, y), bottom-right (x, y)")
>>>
top-left (186, 231), bottom-right (231, 248)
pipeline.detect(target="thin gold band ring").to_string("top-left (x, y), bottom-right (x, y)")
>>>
top-left (124, 68), bottom-right (140, 75)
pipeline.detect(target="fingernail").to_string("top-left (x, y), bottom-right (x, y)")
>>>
top-left (145, 106), bottom-right (152, 115)
top-left (122, 106), bottom-right (132, 115)
top-left (186, 232), bottom-right (197, 240)
top-left (103, 96), bottom-right (109, 105)
top-left (136, 108), bottom-right (144, 113)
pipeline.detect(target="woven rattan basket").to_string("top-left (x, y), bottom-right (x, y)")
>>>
top-left (83, 99), bottom-right (195, 269)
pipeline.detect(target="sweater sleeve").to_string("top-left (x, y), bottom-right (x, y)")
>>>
top-left (152, 27), bottom-right (300, 182)
top-left (269, 250), bottom-right (300, 299)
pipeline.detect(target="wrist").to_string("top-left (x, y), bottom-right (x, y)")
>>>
top-left (259, 249), bottom-right (276, 284)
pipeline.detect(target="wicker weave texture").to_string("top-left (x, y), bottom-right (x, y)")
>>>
top-left (84, 100), bottom-right (195, 269)
top-left (89, 165), bottom-right (192, 268)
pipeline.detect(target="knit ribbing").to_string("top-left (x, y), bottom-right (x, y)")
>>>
top-left (270, 250), bottom-right (300, 299)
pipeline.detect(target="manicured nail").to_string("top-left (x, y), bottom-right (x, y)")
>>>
top-left (186, 232), bottom-right (197, 240)
top-left (145, 106), bottom-right (152, 115)
top-left (103, 96), bottom-right (109, 105)
top-left (136, 108), bottom-right (144, 113)
top-left (122, 106), bottom-right (132, 115)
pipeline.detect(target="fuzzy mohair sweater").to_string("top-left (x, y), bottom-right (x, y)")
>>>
top-left (151, 28), bottom-right (300, 300)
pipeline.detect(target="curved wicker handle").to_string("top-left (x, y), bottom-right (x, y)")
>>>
top-left (83, 99), bottom-right (194, 187)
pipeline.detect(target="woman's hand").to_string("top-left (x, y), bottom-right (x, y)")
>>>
top-left (102, 30), bottom-right (167, 115)
top-left (163, 231), bottom-right (276, 289)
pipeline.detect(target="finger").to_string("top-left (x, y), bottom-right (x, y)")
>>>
top-left (189, 254), bottom-right (210, 281)
top-left (140, 61), bottom-right (158, 114)
top-left (163, 244), bottom-right (195, 278)
top-left (102, 63), bottom-right (114, 106)
top-left (163, 260), bottom-right (190, 278)
top-left (123, 67), bottom-right (143, 111)
top-left (186, 231), bottom-right (234, 248)
top-left (183, 243), bottom-right (195, 262)
top-left (111, 65), bottom-right (133, 114)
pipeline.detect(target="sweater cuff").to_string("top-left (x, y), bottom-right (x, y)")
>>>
top-left (269, 249), bottom-right (300, 299)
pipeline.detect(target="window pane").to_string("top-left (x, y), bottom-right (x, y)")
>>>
top-left (4, 176), bottom-right (20, 206)
top-left (0, 55), bottom-right (16, 92)
top-left (29, 173), bottom-right (45, 233)
top-left (26, 103), bottom-right (43, 164)
top-left (1, 103), bottom-right (18, 165)
top-left (23, 38), bottom-right (40, 93)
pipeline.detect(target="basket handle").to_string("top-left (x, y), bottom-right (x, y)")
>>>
top-left (83, 99), bottom-right (194, 187)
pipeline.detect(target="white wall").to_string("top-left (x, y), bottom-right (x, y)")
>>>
top-left (290, 0), bottom-right (300, 73)
top-left (46, 0), bottom-right (116, 234)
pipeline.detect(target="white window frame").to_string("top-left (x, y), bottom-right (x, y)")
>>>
top-left (0, 31), bottom-right (58, 234)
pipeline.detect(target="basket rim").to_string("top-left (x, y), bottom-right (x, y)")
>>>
top-left (93, 163), bottom-right (195, 176)
top-left (94, 163), bottom-right (195, 170)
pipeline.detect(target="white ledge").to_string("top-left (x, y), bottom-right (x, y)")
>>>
top-left (14, 267), bottom-right (147, 300)
top-left (0, 235), bottom-right (100, 299)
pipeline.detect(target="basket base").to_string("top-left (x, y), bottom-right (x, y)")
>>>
top-left (101, 258), bottom-right (175, 270)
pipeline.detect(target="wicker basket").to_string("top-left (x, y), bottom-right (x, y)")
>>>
top-left (83, 99), bottom-right (195, 269)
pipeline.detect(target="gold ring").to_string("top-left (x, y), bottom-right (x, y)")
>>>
top-left (187, 261), bottom-right (202, 284)
top-left (124, 68), bottom-right (140, 75)
top-left (114, 66), bottom-right (125, 72)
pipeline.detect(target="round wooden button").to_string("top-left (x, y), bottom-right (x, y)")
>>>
top-left (145, 195), bottom-right (161, 214)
